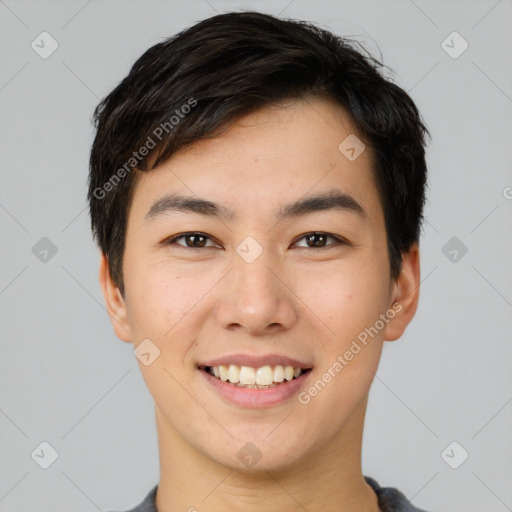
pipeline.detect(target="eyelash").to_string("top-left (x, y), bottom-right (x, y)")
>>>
top-left (163, 232), bottom-right (350, 250)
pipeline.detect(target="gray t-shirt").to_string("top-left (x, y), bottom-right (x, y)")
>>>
top-left (109, 476), bottom-right (429, 512)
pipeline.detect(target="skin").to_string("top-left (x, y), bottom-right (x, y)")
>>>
top-left (99, 97), bottom-right (420, 512)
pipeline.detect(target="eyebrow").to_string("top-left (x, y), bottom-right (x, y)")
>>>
top-left (145, 189), bottom-right (366, 222)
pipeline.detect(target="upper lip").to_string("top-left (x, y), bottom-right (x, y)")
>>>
top-left (198, 353), bottom-right (313, 369)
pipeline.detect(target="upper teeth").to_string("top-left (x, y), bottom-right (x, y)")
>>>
top-left (209, 365), bottom-right (303, 385)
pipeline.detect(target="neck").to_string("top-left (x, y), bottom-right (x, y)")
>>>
top-left (154, 399), bottom-right (380, 512)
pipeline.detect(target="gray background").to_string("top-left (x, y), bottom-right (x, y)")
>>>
top-left (1, 0), bottom-right (511, 511)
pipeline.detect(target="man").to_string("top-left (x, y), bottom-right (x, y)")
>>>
top-left (89, 11), bottom-right (430, 512)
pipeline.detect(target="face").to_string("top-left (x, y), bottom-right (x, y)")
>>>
top-left (100, 97), bottom-right (419, 472)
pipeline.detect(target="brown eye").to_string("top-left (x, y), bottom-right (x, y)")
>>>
top-left (166, 232), bottom-right (218, 248)
top-left (294, 232), bottom-right (345, 249)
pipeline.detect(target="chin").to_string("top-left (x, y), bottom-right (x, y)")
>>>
top-left (205, 433), bottom-right (308, 474)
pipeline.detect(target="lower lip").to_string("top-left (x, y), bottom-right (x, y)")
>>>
top-left (199, 368), bottom-right (312, 408)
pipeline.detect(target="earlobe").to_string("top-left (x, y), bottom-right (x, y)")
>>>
top-left (98, 253), bottom-right (133, 343)
top-left (383, 243), bottom-right (421, 341)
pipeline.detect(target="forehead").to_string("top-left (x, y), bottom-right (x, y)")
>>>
top-left (129, 97), bottom-right (383, 226)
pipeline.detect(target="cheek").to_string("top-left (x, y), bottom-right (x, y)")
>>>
top-left (123, 256), bottom-right (197, 339)
top-left (295, 255), bottom-right (390, 342)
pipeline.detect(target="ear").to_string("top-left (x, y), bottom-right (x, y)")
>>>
top-left (383, 243), bottom-right (421, 341)
top-left (98, 252), bottom-right (133, 343)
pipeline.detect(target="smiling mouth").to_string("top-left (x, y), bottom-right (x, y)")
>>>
top-left (198, 364), bottom-right (313, 389)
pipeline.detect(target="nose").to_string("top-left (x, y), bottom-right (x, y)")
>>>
top-left (214, 247), bottom-right (298, 336)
